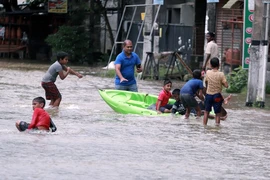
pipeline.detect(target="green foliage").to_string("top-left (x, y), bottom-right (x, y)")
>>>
top-left (45, 1), bottom-right (91, 64)
top-left (45, 25), bottom-right (89, 64)
top-left (266, 82), bottom-right (270, 94)
top-left (103, 69), bottom-right (115, 78)
top-left (226, 66), bottom-right (248, 93)
top-left (69, 3), bottom-right (89, 26)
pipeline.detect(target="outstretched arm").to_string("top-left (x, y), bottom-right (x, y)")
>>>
top-left (68, 68), bottom-right (83, 78)
top-left (59, 66), bottom-right (83, 80)
top-left (115, 64), bottom-right (128, 83)
top-left (63, 65), bottom-right (83, 78)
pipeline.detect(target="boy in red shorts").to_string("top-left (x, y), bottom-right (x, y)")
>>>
top-left (41, 51), bottom-right (83, 108)
top-left (15, 97), bottom-right (57, 132)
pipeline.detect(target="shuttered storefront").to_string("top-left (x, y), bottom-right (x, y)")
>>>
top-left (216, 0), bottom-right (244, 71)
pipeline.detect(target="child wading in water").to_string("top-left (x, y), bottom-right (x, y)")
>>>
top-left (203, 57), bottom-right (229, 126)
top-left (180, 69), bottom-right (204, 119)
top-left (41, 51), bottom-right (83, 108)
top-left (156, 79), bottom-right (173, 114)
top-left (16, 97), bottom-right (57, 132)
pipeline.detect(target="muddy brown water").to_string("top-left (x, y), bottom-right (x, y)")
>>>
top-left (0, 59), bottom-right (270, 179)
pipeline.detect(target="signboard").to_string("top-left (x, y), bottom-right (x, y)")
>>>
top-left (242, 0), bottom-right (254, 69)
top-left (154, 0), bottom-right (164, 5)
top-left (207, 0), bottom-right (219, 3)
top-left (48, 0), bottom-right (68, 13)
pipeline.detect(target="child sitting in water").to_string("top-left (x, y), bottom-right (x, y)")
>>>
top-left (156, 79), bottom-right (173, 114)
top-left (171, 88), bottom-right (186, 115)
top-left (15, 97), bottom-right (57, 132)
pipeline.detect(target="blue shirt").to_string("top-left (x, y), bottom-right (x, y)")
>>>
top-left (180, 78), bottom-right (204, 96)
top-left (114, 51), bottom-right (141, 86)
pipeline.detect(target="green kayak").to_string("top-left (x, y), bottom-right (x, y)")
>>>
top-left (98, 89), bottom-right (176, 116)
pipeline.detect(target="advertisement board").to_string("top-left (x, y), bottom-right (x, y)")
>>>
top-left (48, 0), bottom-right (68, 13)
top-left (242, 0), bottom-right (254, 69)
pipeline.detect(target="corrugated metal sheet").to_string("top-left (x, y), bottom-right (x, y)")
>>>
top-left (216, 0), bottom-right (243, 60)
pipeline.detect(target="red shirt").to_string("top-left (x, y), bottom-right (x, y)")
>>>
top-left (156, 89), bottom-right (172, 109)
top-left (28, 108), bottom-right (50, 130)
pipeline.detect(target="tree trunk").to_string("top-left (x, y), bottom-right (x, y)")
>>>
top-left (102, 10), bottom-right (114, 48)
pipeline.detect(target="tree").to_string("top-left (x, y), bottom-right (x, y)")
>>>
top-left (45, 1), bottom-right (90, 64)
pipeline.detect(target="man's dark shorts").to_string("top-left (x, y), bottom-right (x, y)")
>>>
top-left (204, 93), bottom-right (223, 114)
top-left (180, 93), bottom-right (199, 108)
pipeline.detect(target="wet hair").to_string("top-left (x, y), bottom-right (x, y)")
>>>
top-left (33, 97), bottom-right (46, 108)
top-left (164, 79), bottom-right (172, 86)
top-left (57, 51), bottom-right (69, 61)
top-left (207, 32), bottom-right (215, 38)
top-left (210, 57), bottom-right (220, 68)
top-left (193, 69), bottom-right (201, 79)
top-left (172, 88), bottom-right (180, 95)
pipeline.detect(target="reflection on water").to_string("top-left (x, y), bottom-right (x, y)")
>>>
top-left (0, 64), bottom-right (270, 180)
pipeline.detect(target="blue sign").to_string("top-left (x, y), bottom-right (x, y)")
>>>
top-left (207, 0), bottom-right (219, 2)
top-left (154, 0), bottom-right (164, 5)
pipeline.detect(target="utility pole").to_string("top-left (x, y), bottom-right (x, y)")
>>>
top-left (142, 0), bottom-right (153, 66)
top-left (206, 2), bottom-right (217, 33)
top-left (116, 0), bottom-right (124, 54)
top-left (246, 0), bottom-right (269, 108)
top-left (258, 0), bottom-right (270, 107)
top-left (246, 0), bottom-right (260, 107)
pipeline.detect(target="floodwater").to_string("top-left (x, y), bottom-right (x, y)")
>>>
top-left (1, 61), bottom-right (270, 180)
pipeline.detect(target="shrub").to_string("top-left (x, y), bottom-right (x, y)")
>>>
top-left (226, 66), bottom-right (248, 93)
top-left (45, 25), bottom-right (90, 64)
top-left (266, 82), bottom-right (270, 94)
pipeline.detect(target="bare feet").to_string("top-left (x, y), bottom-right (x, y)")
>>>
top-left (224, 94), bottom-right (232, 105)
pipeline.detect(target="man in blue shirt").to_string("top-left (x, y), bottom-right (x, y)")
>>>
top-left (114, 39), bottom-right (143, 92)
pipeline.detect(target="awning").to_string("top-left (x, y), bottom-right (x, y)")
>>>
top-left (223, 0), bottom-right (242, 9)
